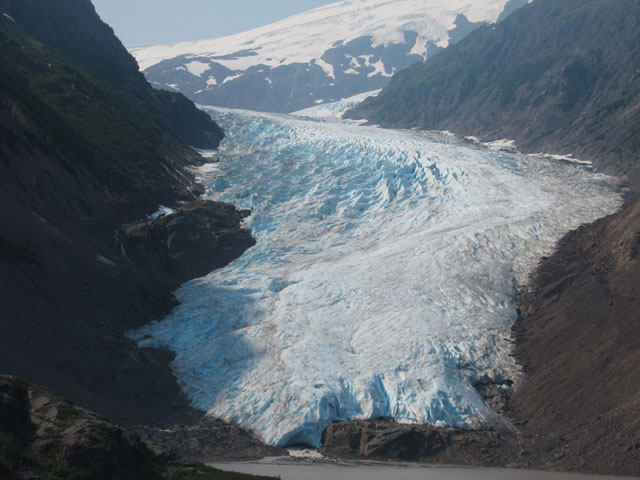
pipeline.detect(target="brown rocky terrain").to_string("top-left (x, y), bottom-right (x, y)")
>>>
top-left (508, 200), bottom-right (640, 474)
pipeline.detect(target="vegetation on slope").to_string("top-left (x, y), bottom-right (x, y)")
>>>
top-left (0, 0), bottom-right (223, 223)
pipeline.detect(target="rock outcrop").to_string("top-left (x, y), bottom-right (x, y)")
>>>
top-left (0, 375), bottom-right (277, 480)
top-left (136, 417), bottom-right (286, 462)
top-left (121, 200), bottom-right (255, 285)
top-left (321, 419), bottom-right (511, 465)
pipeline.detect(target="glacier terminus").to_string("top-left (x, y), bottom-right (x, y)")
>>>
top-left (130, 107), bottom-right (621, 447)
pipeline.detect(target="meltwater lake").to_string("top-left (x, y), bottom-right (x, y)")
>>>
top-left (212, 459), bottom-right (638, 480)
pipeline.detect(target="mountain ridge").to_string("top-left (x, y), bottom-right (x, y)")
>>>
top-left (131, 0), bottom-right (526, 113)
top-left (346, 0), bottom-right (640, 183)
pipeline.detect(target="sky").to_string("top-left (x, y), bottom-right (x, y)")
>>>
top-left (92, 0), bottom-right (339, 48)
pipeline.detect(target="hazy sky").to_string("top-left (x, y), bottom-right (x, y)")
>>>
top-left (92, 0), bottom-right (338, 47)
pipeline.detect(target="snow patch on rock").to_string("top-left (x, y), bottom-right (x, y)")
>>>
top-left (185, 60), bottom-right (211, 77)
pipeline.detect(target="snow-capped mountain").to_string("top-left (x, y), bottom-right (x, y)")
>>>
top-left (131, 0), bottom-right (530, 113)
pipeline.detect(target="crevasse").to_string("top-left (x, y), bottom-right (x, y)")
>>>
top-left (130, 108), bottom-right (621, 447)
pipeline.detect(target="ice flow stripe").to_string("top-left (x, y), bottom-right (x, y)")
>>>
top-left (130, 108), bottom-right (621, 447)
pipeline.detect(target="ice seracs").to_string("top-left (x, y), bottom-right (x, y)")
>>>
top-left (130, 107), bottom-right (621, 447)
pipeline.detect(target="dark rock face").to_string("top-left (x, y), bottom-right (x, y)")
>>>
top-left (1, 0), bottom-right (223, 167)
top-left (153, 89), bottom-right (225, 150)
top-left (321, 419), bottom-right (510, 466)
top-left (0, 0), bottom-right (142, 88)
top-left (122, 200), bottom-right (256, 285)
top-left (0, 0), bottom-right (255, 450)
top-left (0, 376), bottom-right (277, 479)
top-left (136, 417), bottom-right (286, 462)
top-left (0, 375), bottom-right (159, 479)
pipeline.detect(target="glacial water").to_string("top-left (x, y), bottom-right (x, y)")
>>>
top-left (130, 107), bottom-right (621, 447)
top-left (211, 460), bottom-right (636, 480)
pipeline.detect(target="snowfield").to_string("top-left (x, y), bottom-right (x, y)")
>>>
top-left (130, 108), bottom-right (621, 447)
top-left (131, 0), bottom-right (512, 72)
top-left (130, 0), bottom-right (530, 113)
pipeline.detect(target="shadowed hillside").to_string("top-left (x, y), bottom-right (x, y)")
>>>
top-left (0, 0), bottom-right (259, 440)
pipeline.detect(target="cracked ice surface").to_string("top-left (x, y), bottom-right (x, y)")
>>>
top-left (130, 108), bottom-right (621, 447)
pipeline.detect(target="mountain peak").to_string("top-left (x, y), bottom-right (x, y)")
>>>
top-left (132, 0), bottom-right (521, 113)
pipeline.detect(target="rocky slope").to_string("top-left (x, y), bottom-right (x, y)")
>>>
top-left (509, 201), bottom-right (640, 474)
top-left (0, 375), bottom-right (276, 480)
top-left (335, 0), bottom-right (640, 475)
top-left (346, 0), bottom-right (640, 181)
top-left (0, 0), bottom-right (223, 225)
top-left (132, 0), bottom-right (526, 113)
top-left (0, 0), bottom-right (224, 151)
top-left (0, 0), bottom-right (270, 458)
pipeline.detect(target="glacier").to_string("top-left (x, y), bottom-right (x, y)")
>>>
top-left (130, 108), bottom-right (621, 447)
top-left (291, 89), bottom-right (382, 121)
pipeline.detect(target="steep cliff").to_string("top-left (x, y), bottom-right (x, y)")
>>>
top-left (0, 0), bottom-right (251, 435)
